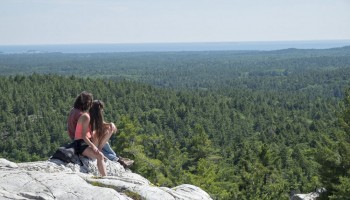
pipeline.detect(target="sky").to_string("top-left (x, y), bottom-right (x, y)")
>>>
top-left (0, 0), bottom-right (349, 45)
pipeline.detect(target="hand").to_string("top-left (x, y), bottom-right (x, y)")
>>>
top-left (92, 146), bottom-right (99, 153)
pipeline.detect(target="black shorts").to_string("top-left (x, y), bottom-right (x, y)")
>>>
top-left (73, 139), bottom-right (89, 155)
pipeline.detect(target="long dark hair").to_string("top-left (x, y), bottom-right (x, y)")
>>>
top-left (73, 91), bottom-right (93, 112)
top-left (89, 100), bottom-right (105, 140)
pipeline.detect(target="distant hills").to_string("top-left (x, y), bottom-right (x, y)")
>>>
top-left (1, 40), bottom-right (350, 54)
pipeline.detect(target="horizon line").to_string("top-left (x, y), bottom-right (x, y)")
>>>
top-left (1, 39), bottom-right (350, 46)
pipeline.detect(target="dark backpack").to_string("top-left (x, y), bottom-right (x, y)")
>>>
top-left (51, 142), bottom-right (82, 165)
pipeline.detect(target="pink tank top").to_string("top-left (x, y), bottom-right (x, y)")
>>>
top-left (67, 108), bottom-right (92, 140)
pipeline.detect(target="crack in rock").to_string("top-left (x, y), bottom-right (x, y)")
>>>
top-left (19, 192), bottom-right (48, 200)
top-left (25, 172), bottom-right (56, 199)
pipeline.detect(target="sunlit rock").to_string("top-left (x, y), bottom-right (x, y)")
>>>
top-left (0, 158), bottom-right (213, 200)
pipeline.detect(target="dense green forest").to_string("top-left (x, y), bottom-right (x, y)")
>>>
top-left (1, 46), bottom-right (350, 199)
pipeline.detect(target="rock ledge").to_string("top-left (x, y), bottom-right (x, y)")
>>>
top-left (0, 158), bottom-right (212, 200)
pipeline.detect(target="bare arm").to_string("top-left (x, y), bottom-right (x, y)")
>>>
top-left (79, 113), bottom-right (99, 153)
top-left (103, 122), bottom-right (117, 134)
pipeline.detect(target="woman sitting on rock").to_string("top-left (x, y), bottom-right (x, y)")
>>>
top-left (68, 92), bottom-right (113, 176)
top-left (89, 100), bottom-right (134, 168)
top-left (89, 100), bottom-right (117, 157)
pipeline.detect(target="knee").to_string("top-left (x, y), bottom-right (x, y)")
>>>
top-left (107, 129), bottom-right (113, 136)
top-left (107, 123), bottom-right (117, 135)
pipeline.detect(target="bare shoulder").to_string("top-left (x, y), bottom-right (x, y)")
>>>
top-left (79, 113), bottom-right (90, 122)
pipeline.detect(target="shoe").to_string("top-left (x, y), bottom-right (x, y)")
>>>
top-left (118, 157), bottom-right (134, 168)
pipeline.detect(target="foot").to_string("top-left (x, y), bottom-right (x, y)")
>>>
top-left (118, 157), bottom-right (134, 168)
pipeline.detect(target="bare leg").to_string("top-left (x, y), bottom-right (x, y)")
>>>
top-left (82, 147), bottom-right (107, 176)
top-left (97, 129), bottom-right (113, 151)
top-left (91, 135), bottom-right (99, 147)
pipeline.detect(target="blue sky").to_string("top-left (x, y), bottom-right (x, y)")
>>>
top-left (0, 0), bottom-right (349, 45)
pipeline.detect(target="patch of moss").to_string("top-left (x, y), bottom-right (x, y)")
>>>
top-left (89, 181), bottom-right (104, 187)
top-left (91, 176), bottom-right (103, 179)
top-left (124, 191), bottom-right (142, 200)
top-left (87, 179), bottom-right (142, 199)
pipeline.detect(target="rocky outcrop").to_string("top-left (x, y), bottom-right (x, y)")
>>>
top-left (290, 192), bottom-right (319, 200)
top-left (290, 188), bottom-right (326, 200)
top-left (0, 158), bottom-right (212, 200)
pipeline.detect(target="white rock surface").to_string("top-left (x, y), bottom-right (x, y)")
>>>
top-left (0, 158), bottom-right (18, 168)
top-left (0, 158), bottom-right (213, 200)
top-left (290, 192), bottom-right (320, 200)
